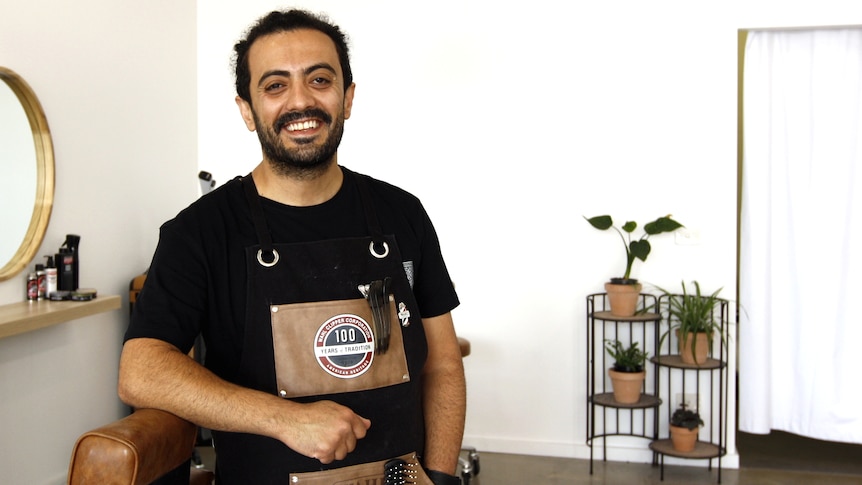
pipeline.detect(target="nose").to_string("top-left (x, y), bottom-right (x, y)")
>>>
top-left (284, 81), bottom-right (315, 112)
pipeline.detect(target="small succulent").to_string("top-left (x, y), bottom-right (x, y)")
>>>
top-left (670, 403), bottom-right (704, 430)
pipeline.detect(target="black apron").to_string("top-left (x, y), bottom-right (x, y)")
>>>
top-left (211, 170), bottom-right (428, 484)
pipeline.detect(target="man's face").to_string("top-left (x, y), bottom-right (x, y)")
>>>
top-left (237, 29), bottom-right (355, 176)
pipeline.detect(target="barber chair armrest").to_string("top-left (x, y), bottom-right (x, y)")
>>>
top-left (68, 408), bottom-right (198, 485)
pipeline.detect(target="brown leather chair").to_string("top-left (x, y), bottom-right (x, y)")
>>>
top-left (68, 272), bottom-right (214, 484)
top-left (67, 408), bottom-right (214, 485)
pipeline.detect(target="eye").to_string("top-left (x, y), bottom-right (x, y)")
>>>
top-left (264, 82), bottom-right (286, 93)
top-left (311, 76), bottom-right (332, 87)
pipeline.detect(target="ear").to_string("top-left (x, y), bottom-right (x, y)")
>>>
top-left (343, 83), bottom-right (356, 120)
top-left (236, 96), bottom-right (257, 131)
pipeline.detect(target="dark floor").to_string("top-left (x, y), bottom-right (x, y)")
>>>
top-left (467, 451), bottom-right (862, 485)
top-left (737, 430), bottom-right (862, 476)
top-left (460, 430), bottom-right (862, 484)
top-left (196, 430), bottom-right (862, 484)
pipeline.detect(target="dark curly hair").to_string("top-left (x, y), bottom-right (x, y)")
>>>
top-left (233, 9), bottom-right (353, 103)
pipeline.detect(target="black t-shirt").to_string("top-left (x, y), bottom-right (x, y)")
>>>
top-left (125, 166), bottom-right (459, 382)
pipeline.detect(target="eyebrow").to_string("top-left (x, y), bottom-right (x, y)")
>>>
top-left (257, 63), bottom-right (338, 88)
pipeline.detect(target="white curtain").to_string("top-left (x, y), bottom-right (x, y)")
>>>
top-left (740, 28), bottom-right (862, 444)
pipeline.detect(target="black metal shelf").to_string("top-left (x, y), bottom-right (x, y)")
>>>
top-left (586, 292), bottom-right (730, 483)
top-left (650, 294), bottom-right (730, 483)
top-left (586, 293), bottom-right (661, 474)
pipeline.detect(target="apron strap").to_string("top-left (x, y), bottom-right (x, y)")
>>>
top-left (353, 172), bottom-right (390, 259)
top-left (241, 174), bottom-right (279, 267)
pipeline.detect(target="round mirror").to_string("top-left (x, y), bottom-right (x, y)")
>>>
top-left (0, 67), bottom-right (54, 282)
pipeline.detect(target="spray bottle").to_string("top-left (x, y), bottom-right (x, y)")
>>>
top-left (56, 234), bottom-right (81, 291)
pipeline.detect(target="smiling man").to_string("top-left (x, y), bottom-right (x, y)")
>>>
top-left (119, 9), bottom-right (465, 485)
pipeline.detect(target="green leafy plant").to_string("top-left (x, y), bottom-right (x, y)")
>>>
top-left (584, 215), bottom-right (684, 283)
top-left (670, 403), bottom-right (703, 430)
top-left (657, 280), bottom-right (727, 362)
top-left (605, 339), bottom-right (649, 373)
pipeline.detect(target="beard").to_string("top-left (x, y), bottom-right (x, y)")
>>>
top-left (254, 107), bottom-right (345, 179)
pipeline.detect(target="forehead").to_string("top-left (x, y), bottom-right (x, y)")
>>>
top-left (247, 29), bottom-right (342, 79)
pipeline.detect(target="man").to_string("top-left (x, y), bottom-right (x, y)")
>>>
top-left (119, 9), bottom-right (466, 485)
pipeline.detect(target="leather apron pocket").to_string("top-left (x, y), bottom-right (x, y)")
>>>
top-left (271, 296), bottom-right (410, 399)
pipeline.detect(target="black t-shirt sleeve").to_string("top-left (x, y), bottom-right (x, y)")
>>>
top-left (124, 217), bottom-right (208, 354)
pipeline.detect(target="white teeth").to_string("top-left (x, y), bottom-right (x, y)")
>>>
top-left (286, 120), bottom-right (319, 132)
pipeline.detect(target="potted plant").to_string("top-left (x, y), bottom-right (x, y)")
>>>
top-left (669, 403), bottom-right (703, 452)
top-left (584, 214), bottom-right (684, 316)
top-left (605, 339), bottom-right (648, 404)
top-left (657, 280), bottom-right (725, 365)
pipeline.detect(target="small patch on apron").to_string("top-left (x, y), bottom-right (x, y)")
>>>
top-left (314, 314), bottom-right (375, 378)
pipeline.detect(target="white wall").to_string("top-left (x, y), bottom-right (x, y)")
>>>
top-left (0, 1), bottom-right (197, 484)
top-left (198, 0), bottom-right (862, 468)
top-left (0, 1), bottom-right (860, 484)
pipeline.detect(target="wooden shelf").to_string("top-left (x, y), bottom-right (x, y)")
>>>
top-left (0, 295), bottom-right (121, 339)
top-left (592, 311), bottom-right (660, 322)
top-left (651, 354), bottom-right (726, 370)
top-left (591, 392), bottom-right (662, 409)
top-left (649, 439), bottom-right (724, 459)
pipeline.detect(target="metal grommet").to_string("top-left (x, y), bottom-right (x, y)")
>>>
top-left (257, 248), bottom-right (279, 267)
top-left (369, 241), bottom-right (389, 259)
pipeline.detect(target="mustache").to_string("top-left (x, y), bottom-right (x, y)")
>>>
top-left (274, 109), bottom-right (333, 132)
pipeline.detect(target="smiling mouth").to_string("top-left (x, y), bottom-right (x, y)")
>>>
top-left (285, 119), bottom-right (320, 132)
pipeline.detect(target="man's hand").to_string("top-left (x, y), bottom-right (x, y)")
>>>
top-left (281, 400), bottom-right (371, 463)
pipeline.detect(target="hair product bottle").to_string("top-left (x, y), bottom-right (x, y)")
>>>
top-left (35, 263), bottom-right (46, 299)
top-left (44, 255), bottom-right (58, 297)
top-left (27, 272), bottom-right (38, 301)
top-left (56, 234), bottom-right (81, 291)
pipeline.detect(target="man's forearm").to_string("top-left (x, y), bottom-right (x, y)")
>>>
top-left (118, 337), bottom-right (288, 436)
top-left (420, 314), bottom-right (467, 475)
top-left (118, 337), bottom-right (371, 463)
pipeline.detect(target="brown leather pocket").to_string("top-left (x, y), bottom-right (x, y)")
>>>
top-left (270, 297), bottom-right (410, 399)
top-left (289, 452), bottom-right (433, 485)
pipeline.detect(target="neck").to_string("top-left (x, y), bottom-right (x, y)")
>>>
top-left (251, 160), bottom-right (343, 207)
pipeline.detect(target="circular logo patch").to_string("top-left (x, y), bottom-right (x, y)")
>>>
top-left (314, 314), bottom-right (375, 378)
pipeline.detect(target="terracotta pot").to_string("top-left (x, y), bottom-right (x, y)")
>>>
top-left (669, 424), bottom-right (699, 452)
top-left (604, 282), bottom-right (643, 317)
top-left (677, 330), bottom-right (710, 365)
top-left (608, 368), bottom-right (645, 404)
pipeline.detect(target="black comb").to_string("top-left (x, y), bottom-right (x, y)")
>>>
top-left (384, 458), bottom-right (418, 485)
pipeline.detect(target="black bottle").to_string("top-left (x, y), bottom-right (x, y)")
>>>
top-left (56, 234), bottom-right (80, 291)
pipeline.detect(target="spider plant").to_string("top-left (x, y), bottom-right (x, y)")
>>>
top-left (657, 280), bottom-right (726, 363)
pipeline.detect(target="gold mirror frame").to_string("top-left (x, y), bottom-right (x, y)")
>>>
top-left (0, 67), bottom-right (55, 282)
